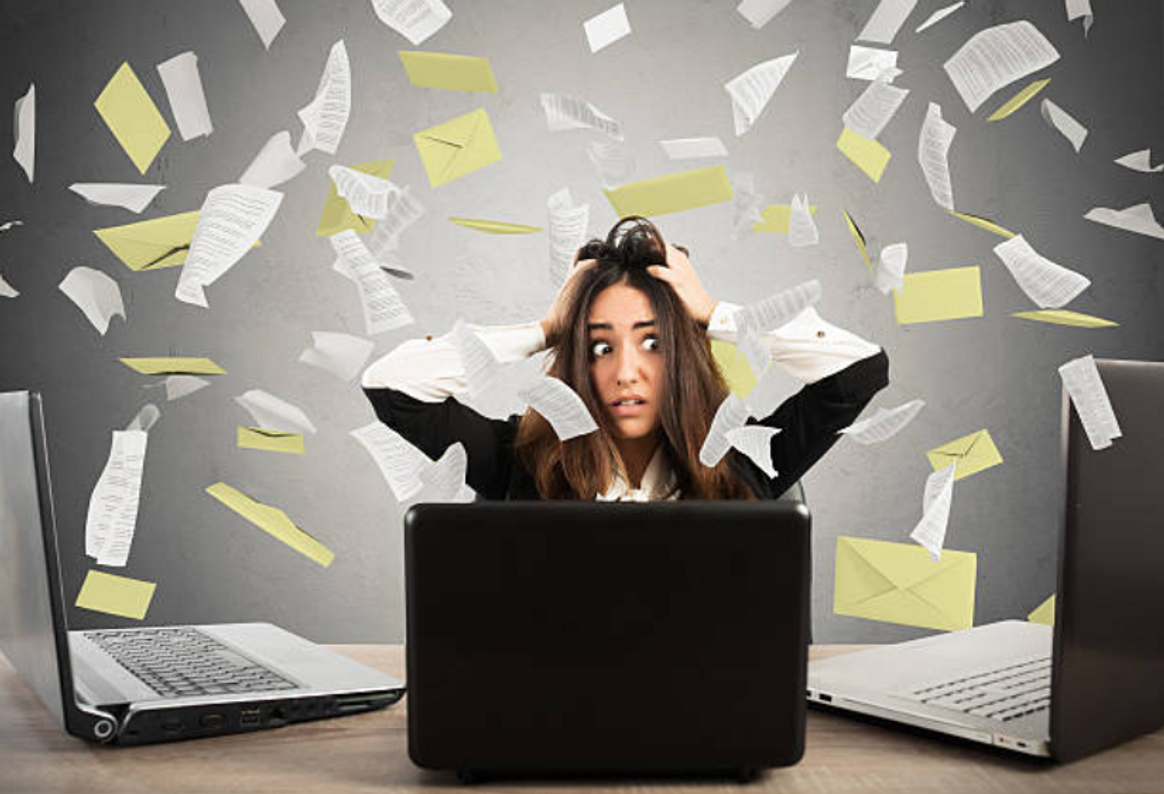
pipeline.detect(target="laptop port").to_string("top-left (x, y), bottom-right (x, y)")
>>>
top-left (161, 719), bottom-right (183, 734)
top-left (240, 708), bottom-right (262, 727)
top-left (268, 707), bottom-right (288, 726)
top-left (200, 713), bottom-right (224, 729)
top-left (819, 693), bottom-right (833, 703)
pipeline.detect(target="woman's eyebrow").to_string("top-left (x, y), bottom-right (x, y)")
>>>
top-left (586, 319), bottom-right (657, 331)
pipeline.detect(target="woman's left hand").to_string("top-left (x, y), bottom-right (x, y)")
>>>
top-left (647, 244), bottom-right (717, 324)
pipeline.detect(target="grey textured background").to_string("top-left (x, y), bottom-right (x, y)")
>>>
top-left (1, 1), bottom-right (1161, 644)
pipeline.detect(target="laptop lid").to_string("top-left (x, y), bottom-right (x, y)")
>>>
top-left (1051, 359), bottom-right (1164, 761)
top-left (0, 391), bottom-right (117, 741)
top-left (404, 500), bottom-right (810, 775)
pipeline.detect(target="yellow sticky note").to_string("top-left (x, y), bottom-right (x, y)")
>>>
top-left (834, 536), bottom-right (976, 632)
top-left (75, 570), bottom-right (157, 620)
top-left (893, 266), bottom-right (983, 325)
top-left (448, 217), bottom-right (542, 234)
top-left (94, 62), bottom-right (171, 174)
top-left (206, 482), bottom-right (334, 567)
top-left (842, 210), bottom-right (872, 271)
top-left (237, 427), bottom-right (305, 454)
top-left (399, 51), bottom-right (498, 92)
top-left (987, 78), bottom-right (1051, 122)
top-left (414, 108), bottom-right (502, 188)
top-left (604, 165), bottom-right (733, 218)
top-left (315, 160), bottom-right (394, 237)
top-left (1012, 310), bottom-right (1118, 328)
top-left (120, 357), bottom-right (226, 375)
top-left (711, 340), bottom-right (757, 398)
top-left (1028, 594), bottom-right (1055, 626)
top-left (949, 210), bottom-right (1016, 239)
top-left (752, 204), bottom-right (818, 233)
top-left (837, 126), bottom-right (891, 183)
top-left (926, 428), bottom-right (1003, 481)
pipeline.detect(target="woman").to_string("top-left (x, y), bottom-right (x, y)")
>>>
top-left (362, 217), bottom-right (889, 500)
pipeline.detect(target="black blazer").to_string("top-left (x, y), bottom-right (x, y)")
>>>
top-left (363, 349), bottom-right (889, 500)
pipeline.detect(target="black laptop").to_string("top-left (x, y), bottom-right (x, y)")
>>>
top-left (404, 500), bottom-right (811, 781)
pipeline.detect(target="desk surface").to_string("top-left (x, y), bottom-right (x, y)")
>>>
top-left (3, 645), bottom-right (1163, 793)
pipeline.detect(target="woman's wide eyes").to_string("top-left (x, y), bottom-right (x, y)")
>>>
top-left (590, 340), bottom-right (613, 358)
top-left (641, 335), bottom-right (660, 352)
top-left (590, 337), bottom-right (660, 358)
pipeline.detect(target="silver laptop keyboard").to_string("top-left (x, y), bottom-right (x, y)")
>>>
top-left (904, 655), bottom-right (1052, 723)
top-left (85, 627), bottom-right (296, 699)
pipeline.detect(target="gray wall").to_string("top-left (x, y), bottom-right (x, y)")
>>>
top-left (1, 1), bottom-right (1161, 644)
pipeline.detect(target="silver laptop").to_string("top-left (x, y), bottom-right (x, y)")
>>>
top-left (808, 359), bottom-right (1164, 762)
top-left (0, 391), bottom-right (404, 745)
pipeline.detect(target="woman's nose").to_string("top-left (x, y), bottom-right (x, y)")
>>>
top-left (616, 346), bottom-right (642, 384)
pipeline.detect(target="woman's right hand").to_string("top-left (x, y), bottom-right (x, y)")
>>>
top-left (541, 256), bottom-right (597, 347)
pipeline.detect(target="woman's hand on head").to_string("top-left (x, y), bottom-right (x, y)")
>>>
top-left (541, 255), bottom-right (597, 346)
top-left (647, 243), bottom-right (717, 325)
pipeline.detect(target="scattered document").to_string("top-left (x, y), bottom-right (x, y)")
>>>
top-left (237, 427), bottom-right (304, 454)
top-left (915, 1), bottom-right (963, 33)
top-left (419, 442), bottom-right (475, 503)
top-left (910, 463), bottom-right (956, 561)
top-left (604, 165), bottom-right (733, 218)
top-left (157, 52), bottom-right (212, 141)
top-left (297, 40), bottom-right (351, 156)
top-left (350, 421), bottom-right (430, 502)
top-left (987, 78), bottom-right (1050, 122)
top-left (175, 183), bottom-right (283, 307)
top-left (59, 266), bottom-right (125, 335)
top-left (329, 165), bottom-right (398, 219)
top-left (238, 0), bottom-right (285, 48)
top-left (316, 160), bottom-right (393, 236)
top-left (660, 137), bottom-right (728, 159)
top-left (918, 102), bottom-right (956, 211)
top-left (744, 358), bottom-right (798, 419)
top-left (1028, 594), bottom-right (1056, 625)
top-left (587, 138), bottom-right (637, 188)
top-left (75, 570), bottom-right (156, 621)
top-left (0, 220), bottom-right (23, 233)
top-left (1083, 203), bottom-right (1164, 241)
top-left (724, 52), bottom-right (798, 135)
top-left (993, 234), bottom-right (1089, 309)
top-left (584, 3), bottom-right (631, 53)
top-left (926, 428), bottom-right (1003, 482)
top-left (518, 377), bottom-right (599, 441)
top-left (843, 210), bottom-right (872, 271)
top-left (370, 0), bottom-right (452, 46)
top-left (873, 242), bottom-right (908, 294)
top-left (13, 83), bottom-right (34, 182)
top-left (1114, 149), bottom-right (1162, 174)
top-left (330, 230), bottom-right (414, 334)
top-left (1065, 0), bottom-right (1093, 36)
top-left (725, 425), bottom-right (780, 478)
top-left (206, 483), bottom-right (333, 567)
top-left (238, 131), bottom-right (305, 188)
top-left (736, 0), bottom-right (795, 30)
top-left (158, 374), bottom-right (210, 401)
top-left (736, 280), bottom-right (822, 376)
top-left (540, 93), bottom-right (623, 139)
top-left (837, 126), bottom-right (891, 183)
top-left (731, 172), bottom-right (765, 238)
top-left (414, 107), bottom-right (503, 187)
top-left (842, 78), bottom-right (909, 141)
top-left (755, 203), bottom-right (820, 235)
top-left (367, 186), bottom-right (425, 256)
top-left (943, 20), bottom-right (1059, 113)
top-left (547, 188), bottom-right (590, 288)
top-left (894, 266), bottom-right (983, 325)
top-left (1012, 309), bottom-right (1116, 328)
top-left (858, 0), bottom-right (917, 45)
top-left (787, 194), bottom-right (819, 247)
top-left (93, 210), bottom-right (201, 271)
top-left (1058, 354), bottom-right (1122, 450)
top-left (120, 357), bottom-right (226, 375)
top-left (699, 394), bottom-right (750, 467)
top-left (234, 389), bottom-right (317, 435)
top-left (450, 319), bottom-right (502, 397)
top-left (0, 273), bottom-right (18, 298)
top-left (94, 63), bottom-right (171, 174)
top-left (449, 217), bottom-right (541, 234)
top-left (1040, 99), bottom-right (1087, 152)
top-left (85, 429), bottom-right (147, 566)
top-left (398, 51), bottom-right (497, 92)
top-left (846, 46), bottom-right (897, 81)
top-left (840, 399), bottom-right (925, 444)
top-left (69, 183), bottom-right (165, 213)
top-left (298, 331), bottom-right (374, 381)
top-left (950, 210), bottom-right (1015, 239)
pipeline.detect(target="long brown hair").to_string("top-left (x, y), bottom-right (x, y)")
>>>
top-left (513, 217), bottom-right (754, 500)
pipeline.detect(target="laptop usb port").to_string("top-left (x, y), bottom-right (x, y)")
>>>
top-left (240, 708), bottom-right (262, 727)
top-left (819, 693), bottom-right (833, 703)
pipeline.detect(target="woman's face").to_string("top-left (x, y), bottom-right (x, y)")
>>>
top-left (586, 282), bottom-right (664, 440)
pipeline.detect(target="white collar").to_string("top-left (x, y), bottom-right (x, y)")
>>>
top-left (596, 446), bottom-right (679, 502)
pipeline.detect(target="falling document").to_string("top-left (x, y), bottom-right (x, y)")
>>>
top-left (58, 267), bottom-right (126, 335)
top-left (330, 230), bottom-right (414, 334)
top-left (1059, 354), bottom-right (1122, 450)
top-left (943, 20), bottom-right (1059, 113)
top-left (839, 399), bottom-right (925, 444)
top-left (297, 40), bottom-right (351, 155)
top-left (1040, 99), bottom-right (1088, 152)
top-left (699, 393), bottom-right (750, 467)
top-left (857, 0), bottom-right (917, 45)
top-left (736, 0), bottom-right (795, 30)
top-left (1113, 149), bottom-right (1162, 174)
top-left (518, 377), bottom-right (599, 441)
top-left (725, 52), bottom-right (798, 135)
top-left (69, 183), bottom-right (165, 213)
top-left (873, 242), bottom-right (908, 294)
top-left (918, 102), bottom-right (956, 211)
top-left (547, 188), bottom-right (590, 288)
top-left (370, 0), bottom-right (452, 46)
top-left (736, 280), bottom-right (822, 376)
top-left (449, 320), bottom-right (502, 397)
top-left (237, 0), bottom-right (286, 49)
top-left (350, 422), bottom-right (430, 502)
top-left (540, 93), bottom-right (623, 140)
top-left (85, 429), bottom-right (148, 567)
top-left (842, 78), bottom-right (909, 141)
top-left (1083, 203), bottom-right (1164, 241)
top-left (419, 443), bottom-right (475, 503)
top-left (910, 463), bottom-right (956, 560)
top-left (235, 389), bottom-right (318, 435)
top-left (725, 425), bottom-right (780, 478)
top-left (298, 331), bottom-right (374, 382)
top-left (329, 165), bottom-right (399, 219)
top-left (157, 52), bottom-right (213, 141)
top-left (238, 131), bottom-right (305, 189)
top-left (993, 234), bottom-right (1089, 309)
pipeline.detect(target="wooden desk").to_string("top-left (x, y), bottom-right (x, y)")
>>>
top-left (3, 645), bottom-right (1163, 793)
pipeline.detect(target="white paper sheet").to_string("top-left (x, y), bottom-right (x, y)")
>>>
top-left (846, 46), bottom-right (898, 81)
top-left (419, 442), bottom-right (475, 503)
top-left (874, 242), bottom-right (908, 294)
top-left (298, 331), bottom-right (375, 382)
top-left (157, 51), bottom-right (213, 141)
top-left (68, 183), bottom-right (165, 213)
top-left (1083, 203), bottom-right (1164, 241)
top-left (660, 137), bottom-right (728, 159)
top-left (1040, 99), bottom-right (1088, 152)
top-left (839, 399), bottom-right (924, 444)
top-left (1059, 354), bottom-right (1122, 450)
top-left (238, 131), bottom-right (305, 188)
top-left (59, 267), bottom-right (126, 335)
top-left (725, 52), bottom-right (798, 135)
top-left (238, 0), bottom-right (285, 49)
top-left (918, 102), bottom-right (956, 211)
top-left (725, 425), bottom-right (780, 478)
top-left (858, 0), bottom-right (917, 45)
top-left (842, 78), bottom-right (909, 141)
top-left (0, 220), bottom-right (23, 233)
top-left (744, 359), bottom-right (798, 419)
top-left (1065, 0), bottom-right (1093, 35)
top-left (330, 230), bottom-right (414, 334)
top-left (125, 404), bottom-right (161, 434)
top-left (730, 172), bottom-right (765, 239)
top-left (910, 463), bottom-right (956, 560)
top-left (350, 421), bottom-right (428, 502)
top-left (540, 93), bottom-right (624, 140)
top-left (518, 377), bottom-right (599, 441)
top-left (736, 0), bottom-right (795, 29)
top-left (915, 1), bottom-right (964, 33)
top-left (450, 319), bottom-right (502, 397)
top-left (13, 83), bottom-right (34, 183)
top-left (160, 375), bottom-right (209, 401)
top-left (0, 273), bottom-right (19, 298)
top-left (587, 138), bottom-right (638, 188)
top-left (993, 234), bottom-right (1089, 309)
top-left (175, 183), bottom-right (283, 307)
top-left (235, 389), bottom-right (317, 435)
top-left (584, 3), bottom-right (631, 53)
top-left (547, 188), bottom-right (590, 289)
top-left (788, 193), bottom-right (819, 248)
top-left (943, 20), bottom-right (1059, 113)
top-left (329, 165), bottom-right (398, 219)
top-left (85, 430), bottom-right (148, 567)
top-left (370, 0), bottom-right (452, 45)
top-left (366, 187), bottom-right (425, 258)
top-left (1113, 149), bottom-right (1162, 174)
top-left (297, 40), bottom-right (351, 156)
top-left (699, 394), bottom-right (750, 467)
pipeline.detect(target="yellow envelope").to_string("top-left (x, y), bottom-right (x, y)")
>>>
top-left (206, 482), bottom-right (334, 567)
top-left (949, 210), bottom-right (1016, 239)
top-left (842, 209), bottom-right (872, 271)
top-left (94, 211), bottom-right (262, 271)
top-left (414, 108), bottom-right (502, 188)
top-left (94, 62), bottom-right (171, 174)
top-left (752, 204), bottom-right (818, 233)
top-left (1028, 594), bottom-right (1055, 625)
top-left (711, 340), bottom-right (757, 398)
top-left (75, 570), bottom-right (157, 620)
top-left (893, 266), bottom-right (983, 325)
top-left (449, 217), bottom-right (542, 234)
top-left (926, 428), bottom-right (1003, 481)
top-left (315, 160), bottom-right (394, 237)
top-left (237, 427), bottom-right (305, 454)
top-left (988, 78), bottom-right (1051, 122)
top-left (120, 357), bottom-right (226, 375)
top-left (837, 126), bottom-right (891, 183)
top-left (834, 536), bottom-right (976, 632)
top-left (604, 165), bottom-right (733, 218)
top-left (399, 51), bottom-right (498, 92)
top-left (1012, 309), bottom-right (1118, 328)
